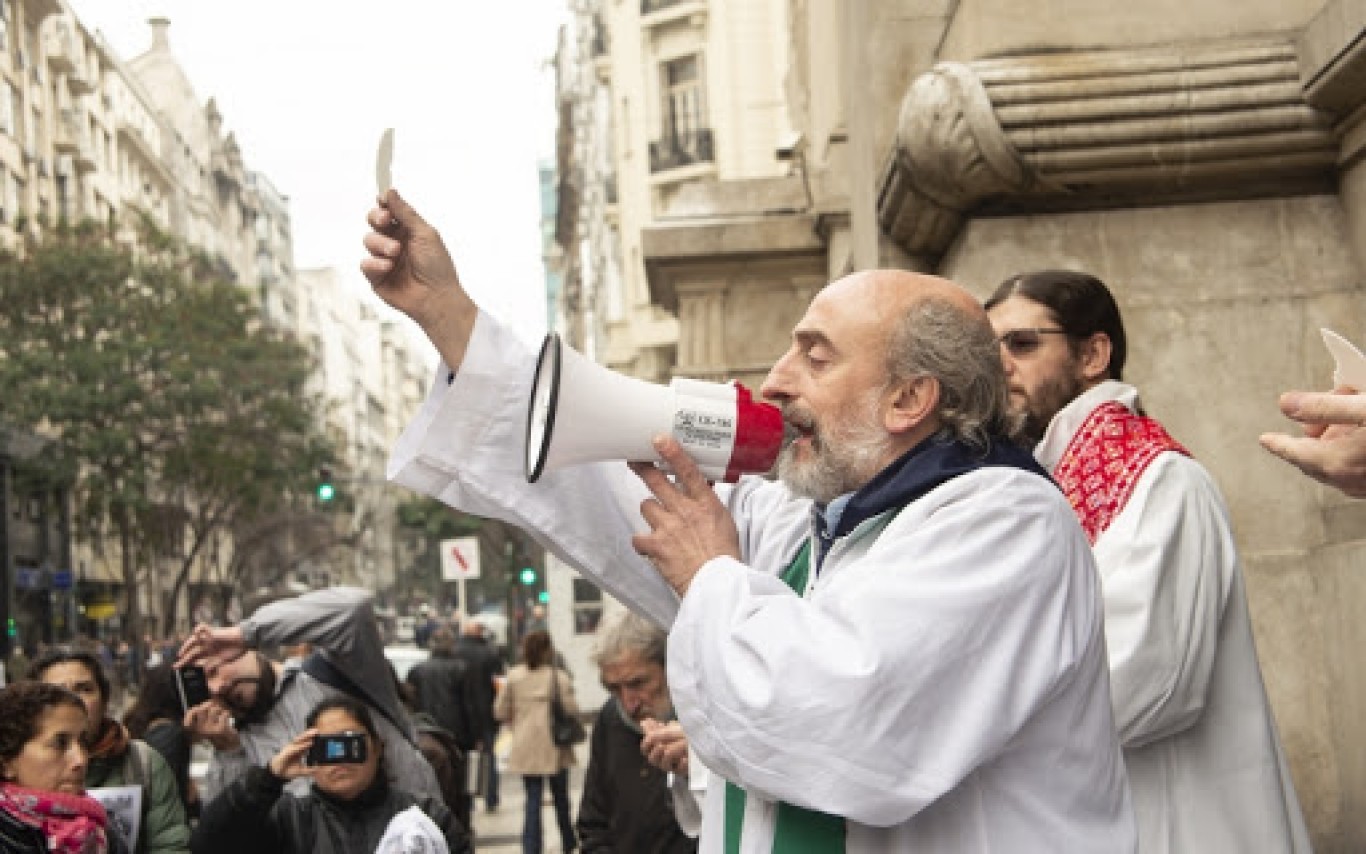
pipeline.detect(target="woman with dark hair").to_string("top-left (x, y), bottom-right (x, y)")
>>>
top-left (0, 681), bottom-right (130, 853)
top-left (32, 648), bottom-right (190, 854)
top-left (191, 695), bottom-right (472, 854)
top-left (122, 664), bottom-right (195, 817)
top-left (495, 630), bottom-right (579, 854)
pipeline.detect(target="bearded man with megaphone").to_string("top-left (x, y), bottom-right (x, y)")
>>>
top-left (360, 188), bottom-right (1137, 854)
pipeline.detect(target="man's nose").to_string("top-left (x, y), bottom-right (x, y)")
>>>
top-left (760, 353), bottom-right (795, 401)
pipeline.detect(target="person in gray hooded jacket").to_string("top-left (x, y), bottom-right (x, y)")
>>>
top-left (176, 587), bottom-right (442, 805)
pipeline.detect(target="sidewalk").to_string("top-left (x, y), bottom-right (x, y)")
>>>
top-left (471, 734), bottom-right (588, 853)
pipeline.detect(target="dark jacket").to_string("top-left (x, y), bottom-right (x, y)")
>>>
top-left (191, 765), bottom-right (472, 854)
top-left (406, 652), bottom-right (480, 749)
top-left (576, 701), bottom-right (698, 854)
top-left (452, 635), bottom-right (504, 735)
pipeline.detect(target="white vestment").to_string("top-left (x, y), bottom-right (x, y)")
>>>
top-left (1038, 382), bottom-right (1311, 853)
top-left (389, 312), bottom-right (1136, 853)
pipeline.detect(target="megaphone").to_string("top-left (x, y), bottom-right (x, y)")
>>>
top-left (525, 333), bottom-right (783, 483)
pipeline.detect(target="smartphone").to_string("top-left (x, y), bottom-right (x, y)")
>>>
top-left (175, 665), bottom-right (212, 713)
top-left (307, 732), bottom-right (368, 766)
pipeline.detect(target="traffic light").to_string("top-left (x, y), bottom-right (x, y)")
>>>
top-left (519, 567), bottom-right (537, 586)
top-left (537, 590), bottom-right (550, 604)
top-left (316, 466), bottom-right (336, 503)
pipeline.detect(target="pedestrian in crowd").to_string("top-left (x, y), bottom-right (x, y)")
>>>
top-left (142, 635), bottom-right (161, 674)
top-left (191, 695), bottom-right (472, 854)
top-left (122, 664), bottom-right (197, 817)
top-left (495, 630), bottom-right (579, 854)
top-left (405, 626), bottom-right (477, 829)
top-left (175, 586), bottom-right (442, 805)
top-left (454, 618), bottom-right (505, 812)
top-left (986, 269), bottom-right (1311, 852)
top-left (6, 643), bottom-right (31, 685)
top-left (32, 648), bottom-right (191, 854)
top-left (0, 681), bottom-right (130, 853)
top-left (415, 605), bottom-right (439, 650)
top-left (359, 189), bottom-right (1135, 852)
top-left (116, 641), bottom-right (137, 697)
top-left (577, 612), bottom-right (698, 853)
top-left (1262, 388), bottom-right (1366, 498)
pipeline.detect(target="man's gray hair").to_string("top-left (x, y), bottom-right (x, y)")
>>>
top-left (592, 611), bottom-right (667, 669)
top-left (885, 295), bottom-right (1013, 451)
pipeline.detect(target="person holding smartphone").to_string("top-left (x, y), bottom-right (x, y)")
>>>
top-left (175, 587), bottom-right (441, 806)
top-left (191, 696), bottom-right (471, 854)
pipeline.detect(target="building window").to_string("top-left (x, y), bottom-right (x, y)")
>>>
top-left (0, 82), bottom-right (13, 137)
top-left (572, 577), bottom-right (603, 635)
top-left (651, 54), bottom-right (713, 173)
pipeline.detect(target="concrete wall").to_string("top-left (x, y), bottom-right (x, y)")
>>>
top-left (941, 196), bottom-right (1366, 850)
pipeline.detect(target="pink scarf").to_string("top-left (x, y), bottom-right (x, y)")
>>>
top-left (0, 782), bottom-right (110, 854)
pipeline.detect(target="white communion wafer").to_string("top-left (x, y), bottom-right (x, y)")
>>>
top-left (376, 127), bottom-right (395, 195)
top-left (1322, 328), bottom-right (1366, 391)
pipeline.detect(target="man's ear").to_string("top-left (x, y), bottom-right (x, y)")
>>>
top-left (885, 375), bottom-right (940, 435)
top-left (1078, 333), bottom-right (1113, 383)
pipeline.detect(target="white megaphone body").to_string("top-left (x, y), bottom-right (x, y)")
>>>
top-left (525, 333), bottom-right (783, 483)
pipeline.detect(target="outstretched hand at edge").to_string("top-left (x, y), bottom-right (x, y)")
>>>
top-left (1260, 389), bottom-right (1366, 498)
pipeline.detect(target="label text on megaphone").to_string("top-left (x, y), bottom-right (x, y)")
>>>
top-left (674, 410), bottom-right (736, 450)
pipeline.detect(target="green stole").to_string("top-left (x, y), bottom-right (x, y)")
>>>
top-left (723, 539), bottom-right (847, 853)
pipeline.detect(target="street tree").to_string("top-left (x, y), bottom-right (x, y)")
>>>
top-left (0, 216), bottom-right (336, 643)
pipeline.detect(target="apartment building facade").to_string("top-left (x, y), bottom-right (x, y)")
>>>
top-left (0, 4), bottom-right (430, 647)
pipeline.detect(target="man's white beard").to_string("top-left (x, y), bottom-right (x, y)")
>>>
top-left (778, 391), bottom-right (891, 504)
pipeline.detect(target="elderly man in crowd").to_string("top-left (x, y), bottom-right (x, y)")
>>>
top-left (577, 611), bottom-right (699, 853)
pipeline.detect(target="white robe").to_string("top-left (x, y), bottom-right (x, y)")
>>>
top-left (1038, 381), bottom-right (1312, 853)
top-left (389, 312), bottom-right (1136, 853)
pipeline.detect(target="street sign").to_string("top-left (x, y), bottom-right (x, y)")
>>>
top-left (52, 570), bottom-right (73, 590)
top-left (440, 537), bottom-right (481, 581)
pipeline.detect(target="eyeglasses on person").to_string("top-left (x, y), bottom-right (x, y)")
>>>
top-left (996, 328), bottom-right (1070, 357)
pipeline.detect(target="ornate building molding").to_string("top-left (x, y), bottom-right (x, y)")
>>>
top-left (879, 39), bottom-right (1339, 258)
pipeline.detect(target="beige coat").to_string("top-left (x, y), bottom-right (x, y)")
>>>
top-left (494, 664), bottom-right (579, 776)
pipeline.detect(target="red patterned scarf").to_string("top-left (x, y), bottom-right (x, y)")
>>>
top-left (1053, 401), bottom-right (1190, 543)
top-left (0, 782), bottom-right (110, 854)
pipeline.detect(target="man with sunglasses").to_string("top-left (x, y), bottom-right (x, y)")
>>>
top-left (175, 587), bottom-right (443, 807)
top-left (986, 270), bottom-right (1310, 853)
top-left (359, 190), bottom-right (1137, 853)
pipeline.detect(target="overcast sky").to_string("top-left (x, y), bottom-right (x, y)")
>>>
top-left (67, 1), bottom-right (564, 353)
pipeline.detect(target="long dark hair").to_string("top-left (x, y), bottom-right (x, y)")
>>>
top-left (521, 630), bottom-right (553, 669)
top-left (123, 664), bottom-right (182, 738)
top-left (986, 270), bottom-right (1128, 381)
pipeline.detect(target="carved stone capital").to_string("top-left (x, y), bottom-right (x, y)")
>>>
top-left (879, 62), bottom-right (1050, 255)
top-left (880, 39), bottom-right (1339, 259)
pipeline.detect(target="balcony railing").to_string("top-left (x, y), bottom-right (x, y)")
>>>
top-left (641, 0), bottom-right (688, 13)
top-left (591, 16), bottom-right (609, 57)
top-left (649, 128), bottom-right (714, 173)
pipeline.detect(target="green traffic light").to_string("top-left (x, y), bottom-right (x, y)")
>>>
top-left (519, 567), bottom-right (537, 585)
top-left (537, 590), bottom-right (550, 604)
top-left (317, 482), bottom-right (336, 502)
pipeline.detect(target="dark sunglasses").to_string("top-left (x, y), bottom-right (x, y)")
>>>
top-left (996, 328), bottom-right (1070, 357)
